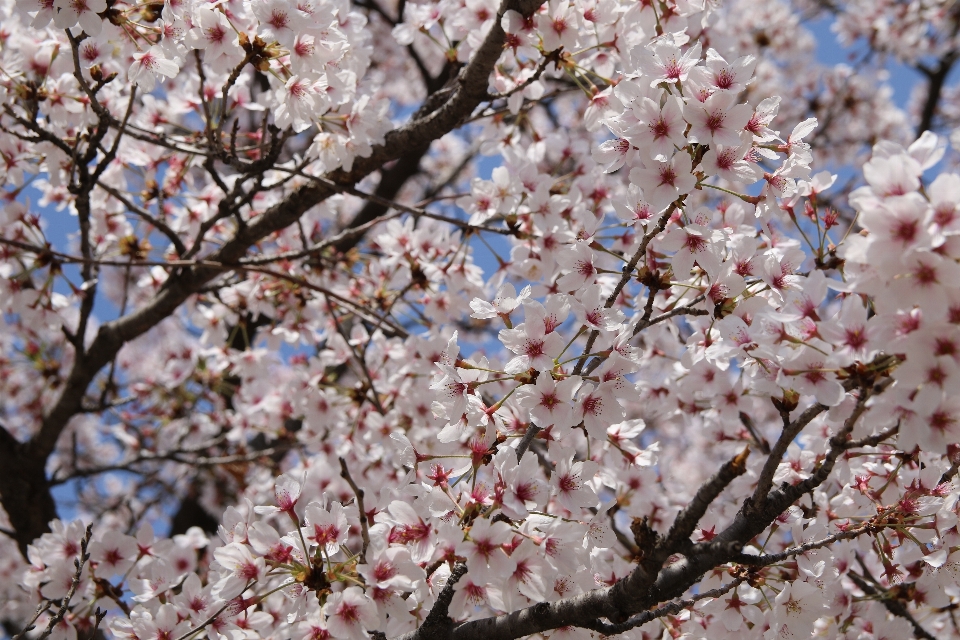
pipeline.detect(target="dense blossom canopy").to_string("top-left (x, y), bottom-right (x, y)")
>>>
top-left (1, 0), bottom-right (960, 639)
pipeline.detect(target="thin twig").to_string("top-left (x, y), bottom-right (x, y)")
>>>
top-left (278, 167), bottom-right (516, 236)
top-left (339, 457), bottom-right (371, 564)
top-left (580, 578), bottom-right (745, 635)
top-left (33, 523), bottom-right (93, 640)
top-left (848, 571), bottom-right (937, 640)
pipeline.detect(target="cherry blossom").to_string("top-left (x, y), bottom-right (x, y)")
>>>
top-left (323, 587), bottom-right (379, 640)
top-left (128, 46), bottom-right (180, 92)
top-left (2, 1), bottom-right (960, 639)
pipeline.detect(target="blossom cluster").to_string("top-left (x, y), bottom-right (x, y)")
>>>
top-left (1, 0), bottom-right (960, 638)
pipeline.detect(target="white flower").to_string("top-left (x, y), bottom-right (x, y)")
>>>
top-left (89, 530), bottom-right (139, 578)
top-left (303, 501), bottom-right (349, 555)
top-left (766, 580), bottom-right (825, 639)
top-left (555, 242), bottom-right (597, 292)
top-left (274, 75), bottom-right (327, 132)
top-left (551, 448), bottom-right (599, 512)
top-left (517, 372), bottom-right (582, 437)
top-left (212, 543), bottom-right (265, 600)
top-left (128, 46), bottom-right (180, 92)
top-left (456, 518), bottom-right (517, 583)
top-left (323, 586), bottom-right (378, 640)
top-left (53, 0), bottom-right (105, 36)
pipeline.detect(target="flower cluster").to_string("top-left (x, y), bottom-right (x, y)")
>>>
top-left (2, 0), bottom-right (960, 638)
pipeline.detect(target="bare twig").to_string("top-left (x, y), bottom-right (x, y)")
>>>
top-left (848, 571), bottom-right (937, 640)
top-left (579, 578), bottom-right (745, 635)
top-left (659, 446), bottom-right (750, 556)
top-left (33, 524), bottom-right (93, 640)
top-left (339, 457), bottom-right (371, 564)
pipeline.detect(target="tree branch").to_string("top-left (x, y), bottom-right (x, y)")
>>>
top-left (848, 571), bottom-right (937, 640)
top-left (339, 457), bottom-right (371, 565)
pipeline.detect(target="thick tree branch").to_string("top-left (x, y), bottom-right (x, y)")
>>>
top-left (916, 51), bottom-right (958, 137)
top-left (658, 446), bottom-right (750, 557)
top-left (417, 564), bottom-right (469, 640)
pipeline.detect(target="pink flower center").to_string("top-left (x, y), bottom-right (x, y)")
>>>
top-left (658, 166), bottom-right (678, 187)
top-left (582, 394), bottom-right (601, 415)
top-left (523, 339), bottom-right (545, 358)
top-left (558, 473), bottom-right (578, 492)
top-left (373, 561), bottom-right (397, 582)
top-left (269, 9), bottom-right (290, 29)
top-left (539, 391), bottom-right (560, 409)
top-left (715, 69), bottom-right (734, 89)
top-left (683, 233), bottom-right (707, 254)
top-left (705, 111), bottom-right (725, 134)
top-left (206, 24), bottom-right (226, 44)
top-left (649, 117), bottom-right (670, 140)
top-left (336, 602), bottom-right (360, 624)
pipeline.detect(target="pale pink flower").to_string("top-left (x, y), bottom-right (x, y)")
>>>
top-left (500, 310), bottom-right (567, 374)
top-left (629, 153), bottom-right (697, 213)
top-left (53, 0), bottom-right (105, 36)
top-left (555, 242), bottom-right (598, 292)
top-left (303, 501), bottom-right (349, 555)
top-left (212, 543), bottom-right (265, 600)
top-left (659, 220), bottom-right (722, 279)
top-left (89, 530), bottom-right (139, 578)
top-left (322, 586), bottom-right (378, 640)
top-left (516, 372), bottom-right (582, 434)
top-left (129, 46), bottom-right (180, 92)
top-left (255, 472), bottom-right (304, 517)
top-left (634, 35), bottom-right (701, 86)
top-left (628, 96), bottom-right (687, 162)
top-left (768, 580), bottom-right (825, 639)
top-left (497, 450), bottom-right (546, 519)
top-left (575, 382), bottom-right (624, 439)
top-left (685, 92), bottom-right (754, 148)
top-left (536, 0), bottom-right (580, 51)
top-left (456, 518), bottom-right (516, 582)
top-left (690, 49), bottom-right (757, 94)
top-left (252, 0), bottom-right (299, 45)
top-left (551, 449), bottom-right (599, 512)
top-left (275, 75), bottom-right (326, 133)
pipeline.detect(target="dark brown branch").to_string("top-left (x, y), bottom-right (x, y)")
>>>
top-left (916, 51), bottom-right (958, 137)
top-left (739, 411), bottom-right (771, 455)
top-left (632, 294), bottom-right (708, 335)
top-left (842, 422), bottom-right (899, 449)
top-left (417, 564), bottom-right (469, 640)
top-left (31, 524), bottom-right (92, 640)
top-left (281, 168), bottom-right (515, 236)
top-left (339, 457), bottom-right (371, 564)
top-left (658, 446), bottom-right (750, 557)
top-left (751, 401), bottom-right (830, 506)
top-left (574, 204), bottom-right (675, 376)
top-left (389, 370), bottom-right (891, 640)
top-left (733, 521), bottom-right (881, 566)
top-left (50, 442), bottom-right (298, 485)
top-left (848, 572), bottom-right (937, 640)
top-left (96, 182), bottom-right (187, 257)
top-left (514, 421), bottom-right (541, 461)
top-left (513, 202), bottom-right (677, 459)
top-left (333, 151), bottom-right (429, 253)
top-left (578, 578), bottom-right (744, 635)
